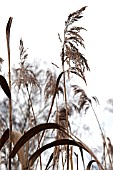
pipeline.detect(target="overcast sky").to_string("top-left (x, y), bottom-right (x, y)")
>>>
top-left (0, 1), bottom-right (113, 113)
top-left (0, 0), bottom-right (113, 131)
top-left (0, 0), bottom-right (113, 103)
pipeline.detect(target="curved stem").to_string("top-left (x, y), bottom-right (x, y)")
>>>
top-left (91, 104), bottom-right (107, 168)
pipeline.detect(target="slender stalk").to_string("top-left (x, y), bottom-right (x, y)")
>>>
top-left (70, 146), bottom-right (73, 170)
top-left (6, 17), bottom-right (13, 170)
top-left (26, 84), bottom-right (37, 125)
top-left (91, 104), bottom-right (107, 168)
top-left (62, 66), bottom-right (69, 170)
top-left (38, 72), bottom-right (64, 147)
top-left (61, 30), bottom-right (69, 169)
top-left (26, 85), bottom-right (43, 170)
top-left (61, 148), bottom-right (64, 170)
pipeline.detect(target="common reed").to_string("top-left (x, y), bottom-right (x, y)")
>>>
top-left (1, 6), bottom-right (113, 170)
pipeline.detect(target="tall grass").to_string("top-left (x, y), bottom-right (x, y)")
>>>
top-left (0, 6), bottom-right (113, 170)
top-left (6, 17), bottom-right (13, 170)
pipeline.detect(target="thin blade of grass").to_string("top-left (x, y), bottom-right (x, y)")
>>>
top-left (6, 17), bottom-right (13, 42)
top-left (79, 147), bottom-right (85, 170)
top-left (10, 123), bottom-right (65, 158)
top-left (73, 135), bottom-right (104, 170)
top-left (38, 72), bottom-right (65, 146)
top-left (0, 129), bottom-right (9, 150)
top-left (45, 152), bottom-right (53, 170)
top-left (46, 71), bottom-right (64, 123)
top-left (86, 160), bottom-right (95, 170)
top-left (0, 75), bottom-right (11, 98)
top-left (29, 139), bottom-right (85, 167)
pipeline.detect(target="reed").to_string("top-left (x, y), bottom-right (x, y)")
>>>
top-left (1, 6), bottom-right (113, 170)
